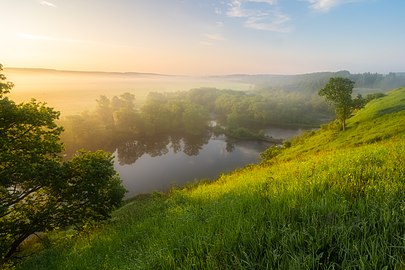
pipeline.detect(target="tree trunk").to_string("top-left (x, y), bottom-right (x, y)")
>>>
top-left (3, 232), bottom-right (31, 261)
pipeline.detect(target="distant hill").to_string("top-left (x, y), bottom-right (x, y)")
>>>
top-left (4, 67), bottom-right (175, 77)
top-left (6, 67), bottom-right (405, 91)
top-left (15, 88), bottom-right (405, 269)
top-left (217, 71), bottom-right (405, 93)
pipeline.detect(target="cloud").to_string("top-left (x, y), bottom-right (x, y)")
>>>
top-left (226, 0), bottom-right (290, 32)
top-left (246, 0), bottom-right (277, 4)
top-left (307, 0), bottom-right (360, 12)
top-left (200, 33), bottom-right (225, 47)
top-left (205, 33), bottom-right (226, 41)
top-left (226, 0), bottom-right (249, 18)
top-left (39, 0), bottom-right (57, 8)
top-left (245, 11), bottom-right (291, 32)
top-left (214, 7), bottom-right (223, 15)
top-left (200, 41), bottom-right (214, 46)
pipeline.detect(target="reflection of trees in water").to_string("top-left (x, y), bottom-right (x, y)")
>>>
top-left (115, 130), bottom-right (212, 165)
top-left (182, 131), bottom-right (211, 156)
top-left (116, 140), bottom-right (148, 165)
top-left (226, 141), bottom-right (235, 152)
top-left (62, 125), bottom-right (218, 165)
top-left (170, 134), bottom-right (182, 154)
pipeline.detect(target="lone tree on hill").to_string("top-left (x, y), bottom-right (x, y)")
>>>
top-left (0, 64), bottom-right (126, 263)
top-left (319, 77), bottom-right (363, 131)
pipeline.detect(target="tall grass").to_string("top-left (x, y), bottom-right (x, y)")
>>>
top-left (15, 139), bottom-right (405, 269)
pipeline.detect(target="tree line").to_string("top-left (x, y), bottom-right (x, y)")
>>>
top-left (61, 91), bottom-right (211, 158)
top-left (239, 70), bottom-right (405, 92)
top-left (61, 87), bottom-right (333, 157)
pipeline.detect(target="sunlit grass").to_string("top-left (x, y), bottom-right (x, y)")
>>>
top-left (14, 88), bottom-right (405, 269)
top-left (17, 139), bottom-right (405, 269)
top-left (280, 87), bottom-right (405, 161)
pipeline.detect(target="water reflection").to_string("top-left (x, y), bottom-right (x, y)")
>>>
top-left (115, 131), bottom-right (212, 165)
top-left (64, 129), bottom-right (277, 197)
top-left (114, 135), bottom-right (271, 197)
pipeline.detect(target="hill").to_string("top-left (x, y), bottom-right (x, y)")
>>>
top-left (14, 88), bottom-right (405, 269)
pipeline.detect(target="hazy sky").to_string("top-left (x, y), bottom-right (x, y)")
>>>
top-left (2, 0), bottom-right (405, 75)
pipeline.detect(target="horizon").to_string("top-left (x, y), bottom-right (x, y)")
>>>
top-left (2, 0), bottom-right (405, 76)
top-left (5, 66), bottom-right (405, 78)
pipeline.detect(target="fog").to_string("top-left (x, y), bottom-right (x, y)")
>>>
top-left (5, 68), bottom-right (252, 116)
top-left (7, 68), bottom-right (403, 118)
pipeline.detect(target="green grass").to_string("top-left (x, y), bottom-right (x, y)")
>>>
top-left (13, 88), bottom-right (405, 269)
top-left (280, 87), bottom-right (405, 161)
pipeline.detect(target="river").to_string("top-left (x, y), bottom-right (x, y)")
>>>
top-left (114, 127), bottom-right (304, 197)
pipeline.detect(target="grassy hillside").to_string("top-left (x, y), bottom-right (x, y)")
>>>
top-left (15, 88), bottom-right (405, 269)
top-left (279, 87), bottom-right (405, 160)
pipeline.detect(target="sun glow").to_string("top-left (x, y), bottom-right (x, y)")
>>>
top-left (1, 0), bottom-right (405, 75)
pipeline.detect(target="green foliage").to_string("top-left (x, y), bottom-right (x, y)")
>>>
top-left (57, 151), bottom-right (126, 226)
top-left (62, 91), bottom-right (211, 155)
top-left (224, 127), bottom-right (266, 141)
top-left (365, 92), bottom-right (386, 103)
top-left (259, 145), bottom-right (283, 162)
top-left (351, 94), bottom-right (366, 110)
top-left (0, 65), bottom-right (14, 98)
top-left (319, 77), bottom-right (356, 130)
top-left (0, 68), bottom-right (126, 263)
top-left (140, 92), bottom-right (210, 136)
top-left (61, 93), bottom-right (140, 154)
top-left (182, 103), bottom-right (209, 135)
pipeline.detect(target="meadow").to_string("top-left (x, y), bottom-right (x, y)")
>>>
top-left (12, 88), bottom-right (405, 269)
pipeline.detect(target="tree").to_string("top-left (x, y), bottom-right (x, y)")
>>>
top-left (182, 103), bottom-right (209, 135)
top-left (0, 65), bottom-right (126, 262)
top-left (0, 65), bottom-right (13, 98)
top-left (352, 94), bottom-right (366, 111)
top-left (318, 77), bottom-right (356, 131)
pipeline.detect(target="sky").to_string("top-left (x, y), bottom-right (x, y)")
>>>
top-left (1, 0), bottom-right (405, 75)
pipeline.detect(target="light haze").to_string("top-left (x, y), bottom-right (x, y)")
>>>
top-left (2, 0), bottom-right (405, 75)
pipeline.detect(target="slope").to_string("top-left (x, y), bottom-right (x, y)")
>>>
top-left (15, 88), bottom-right (405, 270)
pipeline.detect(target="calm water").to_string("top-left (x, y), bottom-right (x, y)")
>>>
top-left (114, 126), bottom-right (304, 197)
top-left (114, 135), bottom-right (270, 197)
top-left (265, 126), bottom-right (305, 140)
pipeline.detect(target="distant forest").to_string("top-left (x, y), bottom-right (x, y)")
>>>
top-left (230, 70), bottom-right (405, 92)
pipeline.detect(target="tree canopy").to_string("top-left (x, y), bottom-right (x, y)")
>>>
top-left (318, 77), bottom-right (362, 130)
top-left (0, 65), bottom-right (126, 262)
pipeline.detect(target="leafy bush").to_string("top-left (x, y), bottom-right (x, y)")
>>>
top-left (260, 146), bottom-right (283, 161)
